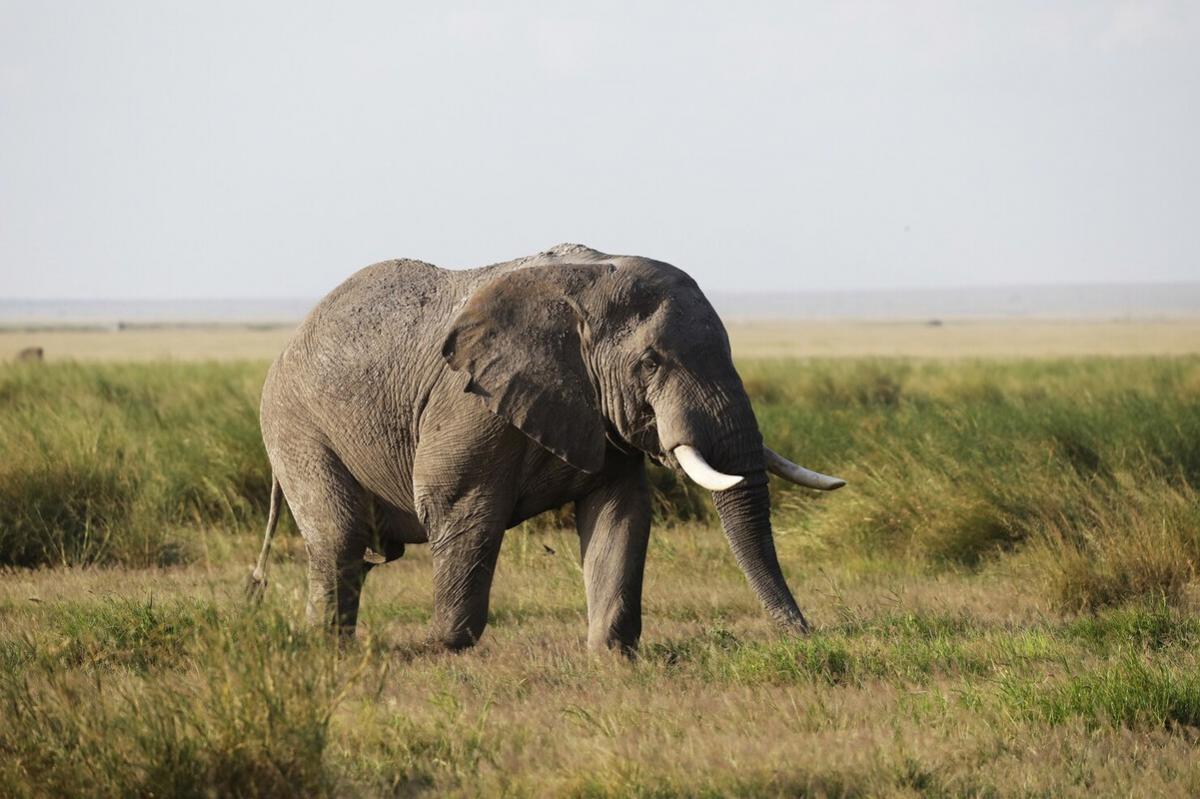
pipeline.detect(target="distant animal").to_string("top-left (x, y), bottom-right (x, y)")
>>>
top-left (16, 347), bottom-right (44, 362)
top-left (249, 244), bottom-right (845, 653)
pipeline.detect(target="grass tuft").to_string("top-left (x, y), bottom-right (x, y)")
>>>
top-left (0, 604), bottom-right (364, 798)
top-left (1004, 656), bottom-right (1200, 730)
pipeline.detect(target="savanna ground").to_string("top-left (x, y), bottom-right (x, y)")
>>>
top-left (2, 322), bottom-right (1199, 797)
top-left (4, 317), bottom-right (1200, 360)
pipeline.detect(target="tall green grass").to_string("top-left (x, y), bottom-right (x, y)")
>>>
top-left (0, 362), bottom-right (272, 566)
top-left (2, 357), bottom-right (1198, 609)
top-left (0, 602), bottom-right (358, 798)
top-left (743, 358), bottom-right (1200, 607)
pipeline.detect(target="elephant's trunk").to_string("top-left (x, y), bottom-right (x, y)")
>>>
top-left (712, 475), bottom-right (809, 633)
top-left (656, 374), bottom-right (811, 633)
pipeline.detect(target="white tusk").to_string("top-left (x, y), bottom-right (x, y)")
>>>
top-left (673, 445), bottom-right (745, 491)
top-left (764, 446), bottom-right (846, 490)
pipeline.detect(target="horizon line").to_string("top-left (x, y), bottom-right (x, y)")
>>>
top-left (5, 278), bottom-right (1200, 304)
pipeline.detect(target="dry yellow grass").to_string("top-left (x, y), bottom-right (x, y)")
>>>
top-left (3, 529), bottom-right (1199, 796)
top-left (3, 317), bottom-right (1199, 362)
top-left (728, 318), bottom-right (1200, 359)
top-left (0, 326), bottom-right (295, 362)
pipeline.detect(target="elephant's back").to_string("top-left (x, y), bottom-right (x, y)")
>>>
top-left (266, 249), bottom-right (599, 398)
top-left (308, 258), bottom-right (455, 334)
top-left (265, 259), bottom-right (461, 425)
top-left (286, 259), bottom-right (455, 370)
top-left (262, 258), bottom-right (469, 508)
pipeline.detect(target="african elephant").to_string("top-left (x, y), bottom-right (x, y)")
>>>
top-left (249, 244), bottom-right (844, 653)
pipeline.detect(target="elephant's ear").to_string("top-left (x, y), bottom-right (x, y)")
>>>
top-left (441, 264), bottom-right (612, 473)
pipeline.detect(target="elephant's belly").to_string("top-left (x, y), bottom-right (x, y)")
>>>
top-left (509, 459), bottom-right (602, 528)
top-left (370, 497), bottom-right (428, 544)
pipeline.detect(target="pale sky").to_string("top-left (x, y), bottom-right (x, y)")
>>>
top-left (2, 1), bottom-right (1198, 299)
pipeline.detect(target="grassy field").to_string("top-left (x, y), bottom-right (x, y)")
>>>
top-left (2, 348), bottom-right (1200, 796)
top-left (4, 317), bottom-right (1200, 361)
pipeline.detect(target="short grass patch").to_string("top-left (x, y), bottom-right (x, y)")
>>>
top-left (2, 559), bottom-right (1199, 796)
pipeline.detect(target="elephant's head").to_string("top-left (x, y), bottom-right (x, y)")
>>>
top-left (443, 244), bottom-right (844, 633)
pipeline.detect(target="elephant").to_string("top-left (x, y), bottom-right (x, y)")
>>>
top-left (249, 244), bottom-right (844, 653)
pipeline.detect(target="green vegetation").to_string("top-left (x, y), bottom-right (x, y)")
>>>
top-left (1, 357), bottom-right (1199, 796)
top-left (0, 362), bottom-right (270, 567)
top-left (4, 358), bottom-right (1199, 609)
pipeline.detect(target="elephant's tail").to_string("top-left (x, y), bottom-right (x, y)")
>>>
top-left (245, 473), bottom-right (283, 605)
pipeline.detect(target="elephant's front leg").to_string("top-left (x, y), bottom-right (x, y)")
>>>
top-left (426, 518), bottom-right (505, 650)
top-left (575, 458), bottom-right (651, 655)
top-left (416, 487), bottom-right (512, 650)
top-left (413, 393), bottom-right (526, 651)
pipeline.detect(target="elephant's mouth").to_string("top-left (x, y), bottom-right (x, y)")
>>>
top-left (620, 419), bottom-right (663, 461)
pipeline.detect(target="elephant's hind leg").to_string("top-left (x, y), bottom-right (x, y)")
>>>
top-left (275, 443), bottom-right (370, 637)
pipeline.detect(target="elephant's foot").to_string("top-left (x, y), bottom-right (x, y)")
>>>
top-left (587, 630), bottom-right (640, 659)
top-left (304, 606), bottom-right (360, 640)
top-left (428, 625), bottom-right (483, 653)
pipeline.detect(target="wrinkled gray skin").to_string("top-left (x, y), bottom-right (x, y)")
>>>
top-left (259, 244), bottom-right (810, 653)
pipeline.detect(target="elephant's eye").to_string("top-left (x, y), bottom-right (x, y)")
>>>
top-left (638, 351), bottom-right (661, 375)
